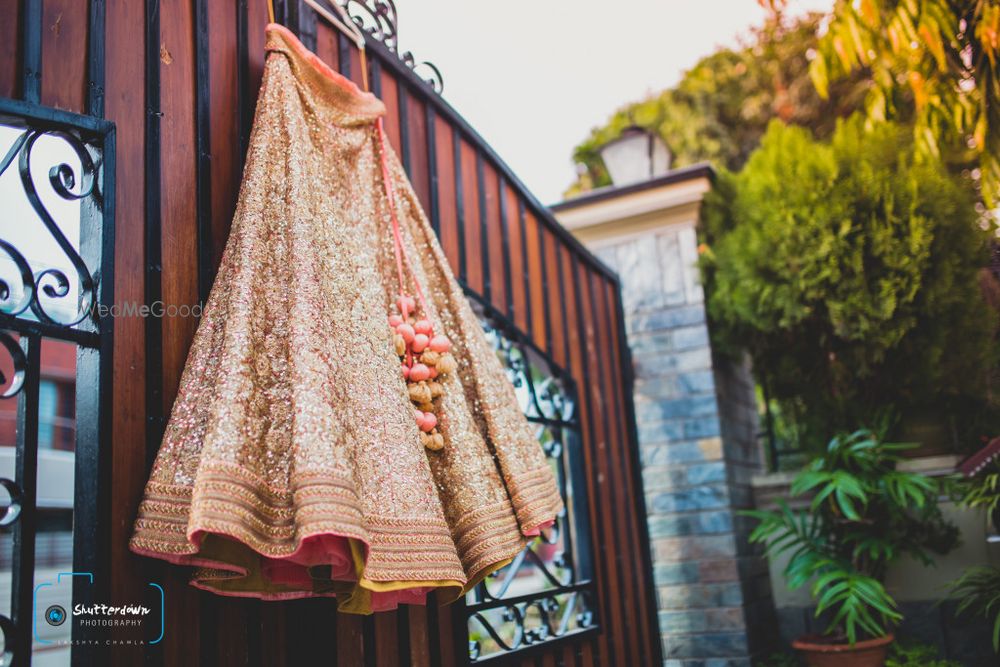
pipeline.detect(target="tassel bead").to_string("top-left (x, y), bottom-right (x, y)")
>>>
top-left (396, 323), bottom-right (415, 343)
top-left (409, 363), bottom-right (431, 382)
top-left (429, 335), bottom-right (451, 353)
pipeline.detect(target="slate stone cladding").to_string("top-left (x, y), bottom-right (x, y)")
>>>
top-left (593, 223), bottom-right (776, 666)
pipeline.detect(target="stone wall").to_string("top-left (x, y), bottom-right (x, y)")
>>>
top-left (592, 221), bottom-right (775, 666)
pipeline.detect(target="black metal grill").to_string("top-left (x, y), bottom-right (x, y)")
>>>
top-left (464, 293), bottom-right (597, 663)
top-left (0, 98), bottom-right (115, 667)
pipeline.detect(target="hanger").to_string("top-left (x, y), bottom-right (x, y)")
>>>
top-left (267, 0), bottom-right (370, 91)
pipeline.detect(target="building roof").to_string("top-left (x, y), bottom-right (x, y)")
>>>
top-left (550, 162), bottom-right (714, 212)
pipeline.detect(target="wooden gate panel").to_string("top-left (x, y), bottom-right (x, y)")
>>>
top-left (3, 2), bottom-right (660, 664)
top-left (40, 0), bottom-right (87, 112)
top-left (0, 0), bottom-right (19, 99)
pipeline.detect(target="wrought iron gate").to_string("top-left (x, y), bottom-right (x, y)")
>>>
top-left (466, 295), bottom-right (597, 662)
top-left (0, 98), bottom-right (115, 666)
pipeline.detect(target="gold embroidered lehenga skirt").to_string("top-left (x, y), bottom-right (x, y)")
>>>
top-left (130, 24), bottom-right (563, 614)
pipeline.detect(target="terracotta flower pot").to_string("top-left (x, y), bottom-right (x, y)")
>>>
top-left (791, 633), bottom-right (893, 667)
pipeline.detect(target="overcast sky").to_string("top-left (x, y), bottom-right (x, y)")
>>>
top-left (393, 0), bottom-right (832, 204)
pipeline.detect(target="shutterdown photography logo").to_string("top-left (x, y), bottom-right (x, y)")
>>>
top-left (34, 572), bottom-right (164, 646)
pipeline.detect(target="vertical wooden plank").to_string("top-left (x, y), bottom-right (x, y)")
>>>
top-left (584, 270), bottom-right (641, 667)
top-left (40, 0), bottom-right (87, 112)
top-left (259, 601), bottom-right (287, 667)
top-left (245, 0), bottom-right (268, 128)
top-left (479, 160), bottom-right (509, 314)
top-left (460, 140), bottom-right (483, 294)
top-left (314, 20), bottom-right (339, 77)
top-left (159, 0), bottom-right (199, 443)
top-left (379, 68), bottom-right (402, 154)
top-left (560, 249), bottom-right (612, 666)
top-left (562, 642), bottom-right (578, 667)
top-left (435, 593), bottom-right (458, 667)
top-left (214, 597), bottom-right (251, 666)
top-left (524, 211), bottom-right (547, 352)
top-left (0, 0), bottom-right (20, 98)
top-left (496, 177), bottom-right (514, 320)
top-left (434, 114), bottom-right (459, 271)
top-left (374, 611), bottom-right (400, 667)
top-left (544, 229), bottom-right (566, 368)
top-left (348, 35), bottom-right (364, 89)
top-left (337, 613), bottom-right (366, 665)
top-left (158, 2), bottom-right (202, 663)
top-left (105, 2), bottom-right (150, 667)
top-left (476, 155), bottom-right (493, 303)
top-left (452, 127), bottom-right (467, 284)
top-left (396, 82), bottom-right (411, 174)
top-left (506, 192), bottom-right (527, 331)
top-left (408, 604), bottom-right (432, 667)
top-left (208, 0), bottom-right (241, 270)
top-left (406, 93), bottom-right (430, 212)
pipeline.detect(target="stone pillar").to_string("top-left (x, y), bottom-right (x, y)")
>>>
top-left (591, 222), bottom-right (776, 667)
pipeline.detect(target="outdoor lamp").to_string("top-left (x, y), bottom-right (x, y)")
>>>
top-left (598, 125), bottom-right (671, 187)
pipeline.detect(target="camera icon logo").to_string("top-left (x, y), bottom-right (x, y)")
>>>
top-left (44, 605), bottom-right (66, 627)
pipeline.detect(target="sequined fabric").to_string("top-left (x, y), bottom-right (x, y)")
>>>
top-left (130, 24), bottom-right (563, 614)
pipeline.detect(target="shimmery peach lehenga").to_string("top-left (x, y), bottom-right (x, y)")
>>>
top-left (130, 24), bottom-right (563, 614)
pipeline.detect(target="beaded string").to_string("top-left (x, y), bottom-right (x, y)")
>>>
top-left (375, 117), bottom-right (456, 451)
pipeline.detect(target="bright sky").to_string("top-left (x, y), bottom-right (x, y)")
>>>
top-left (395, 0), bottom-right (832, 204)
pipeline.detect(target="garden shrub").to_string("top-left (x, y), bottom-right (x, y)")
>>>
top-left (701, 116), bottom-right (998, 452)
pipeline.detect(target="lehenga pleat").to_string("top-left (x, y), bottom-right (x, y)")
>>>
top-left (130, 24), bottom-right (564, 614)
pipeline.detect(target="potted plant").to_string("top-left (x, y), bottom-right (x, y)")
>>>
top-left (947, 451), bottom-right (1000, 652)
top-left (745, 429), bottom-right (958, 667)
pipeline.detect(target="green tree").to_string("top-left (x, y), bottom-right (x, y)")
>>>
top-left (566, 12), bottom-right (868, 197)
top-left (701, 117), bottom-right (997, 451)
top-left (812, 0), bottom-right (1000, 207)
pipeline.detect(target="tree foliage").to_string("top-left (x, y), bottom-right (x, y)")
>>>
top-left (565, 12), bottom-right (868, 197)
top-left (812, 0), bottom-right (1000, 208)
top-left (702, 117), bottom-right (997, 449)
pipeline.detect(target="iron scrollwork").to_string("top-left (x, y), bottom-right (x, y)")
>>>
top-left (0, 127), bottom-right (101, 328)
top-left (0, 331), bottom-right (26, 399)
top-left (466, 301), bottom-right (597, 662)
top-left (340, 0), bottom-right (445, 93)
top-left (0, 99), bottom-right (114, 667)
